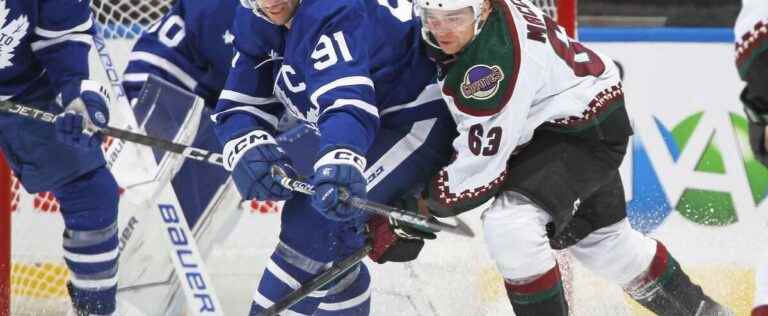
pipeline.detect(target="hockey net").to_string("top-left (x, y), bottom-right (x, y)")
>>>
top-left (0, 0), bottom-right (576, 315)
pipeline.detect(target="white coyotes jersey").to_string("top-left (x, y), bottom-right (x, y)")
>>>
top-left (431, 0), bottom-right (622, 208)
top-left (735, 0), bottom-right (768, 79)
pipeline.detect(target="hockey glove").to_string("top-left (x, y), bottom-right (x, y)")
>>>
top-left (311, 148), bottom-right (367, 221)
top-left (55, 80), bottom-right (111, 148)
top-left (224, 130), bottom-right (297, 201)
top-left (368, 196), bottom-right (437, 263)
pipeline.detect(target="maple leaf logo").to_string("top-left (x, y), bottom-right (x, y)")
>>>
top-left (0, 0), bottom-right (28, 70)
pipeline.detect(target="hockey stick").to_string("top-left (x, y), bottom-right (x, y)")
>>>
top-left (0, 100), bottom-right (474, 238)
top-left (258, 243), bottom-right (373, 316)
top-left (91, 27), bottom-right (136, 169)
top-left (0, 100), bottom-right (225, 167)
top-left (272, 168), bottom-right (475, 237)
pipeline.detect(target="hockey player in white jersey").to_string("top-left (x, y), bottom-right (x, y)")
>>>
top-left (0, 0), bottom-right (121, 315)
top-left (734, 1), bottom-right (768, 315)
top-left (414, 0), bottom-right (732, 315)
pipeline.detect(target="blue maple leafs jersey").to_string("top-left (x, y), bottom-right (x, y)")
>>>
top-left (213, 0), bottom-right (442, 154)
top-left (123, 0), bottom-right (239, 107)
top-left (0, 0), bottom-right (94, 103)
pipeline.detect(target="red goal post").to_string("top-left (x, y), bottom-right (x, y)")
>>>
top-left (535, 0), bottom-right (578, 38)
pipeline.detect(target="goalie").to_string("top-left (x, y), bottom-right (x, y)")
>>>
top-left (121, 0), bottom-right (239, 223)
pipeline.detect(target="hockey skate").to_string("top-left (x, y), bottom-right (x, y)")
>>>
top-left (695, 299), bottom-right (735, 316)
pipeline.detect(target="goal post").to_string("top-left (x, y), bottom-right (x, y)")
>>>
top-left (0, 154), bottom-right (10, 316)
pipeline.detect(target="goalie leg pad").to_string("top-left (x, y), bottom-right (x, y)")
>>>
top-left (53, 167), bottom-right (119, 315)
top-left (482, 191), bottom-right (557, 280)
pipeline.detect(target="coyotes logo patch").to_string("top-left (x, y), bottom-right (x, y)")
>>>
top-left (460, 64), bottom-right (504, 100)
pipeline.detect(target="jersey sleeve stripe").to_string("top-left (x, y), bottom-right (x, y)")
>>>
top-left (220, 90), bottom-right (278, 105)
top-left (128, 52), bottom-right (198, 91)
top-left (34, 17), bottom-right (93, 38)
top-left (321, 98), bottom-right (379, 118)
top-left (210, 105), bottom-right (280, 129)
top-left (310, 76), bottom-right (374, 108)
top-left (30, 33), bottom-right (92, 52)
top-left (380, 83), bottom-right (443, 116)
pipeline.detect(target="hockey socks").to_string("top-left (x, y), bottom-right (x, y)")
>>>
top-left (504, 264), bottom-right (569, 316)
top-left (249, 246), bottom-right (371, 315)
top-left (625, 242), bottom-right (730, 316)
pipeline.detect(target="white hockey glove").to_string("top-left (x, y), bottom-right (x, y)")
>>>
top-left (55, 80), bottom-right (111, 148)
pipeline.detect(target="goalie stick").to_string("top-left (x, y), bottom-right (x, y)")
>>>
top-left (258, 243), bottom-right (373, 316)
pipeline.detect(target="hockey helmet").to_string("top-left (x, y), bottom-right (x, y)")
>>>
top-left (413, 0), bottom-right (487, 51)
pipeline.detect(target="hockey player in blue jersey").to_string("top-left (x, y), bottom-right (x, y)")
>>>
top-left (0, 0), bottom-right (120, 314)
top-left (122, 0), bottom-right (317, 227)
top-left (213, 0), bottom-right (456, 314)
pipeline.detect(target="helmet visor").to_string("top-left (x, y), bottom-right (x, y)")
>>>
top-left (417, 6), bottom-right (476, 33)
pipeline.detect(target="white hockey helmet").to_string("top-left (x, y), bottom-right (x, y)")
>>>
top-left (413, 0), bottom-right (486, 50)
top-left (239, 0), bottom-right (300, 25)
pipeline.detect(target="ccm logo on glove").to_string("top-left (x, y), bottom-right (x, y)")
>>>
top-left (223, 130), bottom-right (276, 171)
top-left (313, 148), bottom-right (366, 173)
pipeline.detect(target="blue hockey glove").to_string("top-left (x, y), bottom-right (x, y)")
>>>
top-left (55, 80), bottom-right (111, 148)
top-left (224, 130), bottom-right (297, 201)
top-left (311, 148), bottom-right (367, 221)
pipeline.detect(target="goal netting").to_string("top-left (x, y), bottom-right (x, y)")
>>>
top-left (0, 0), bottom-right (577, 315)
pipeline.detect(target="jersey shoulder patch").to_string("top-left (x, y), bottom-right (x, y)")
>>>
top-left (440, 3), bottom-right (520, 116)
